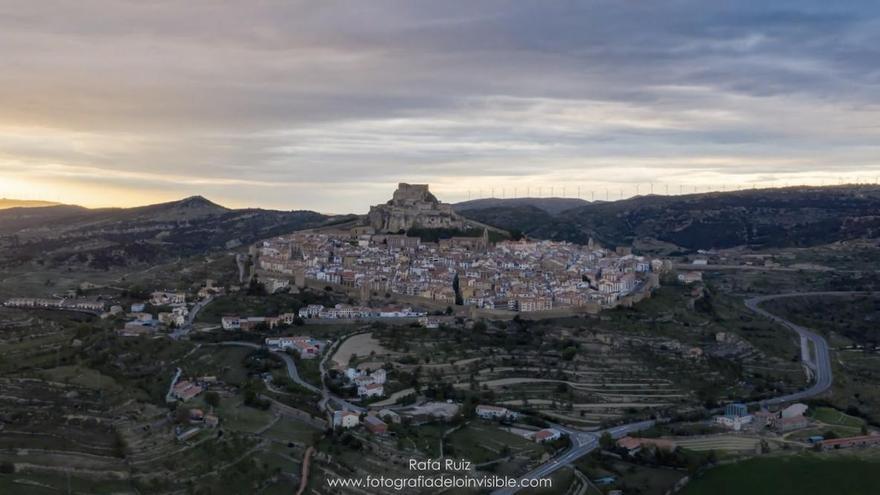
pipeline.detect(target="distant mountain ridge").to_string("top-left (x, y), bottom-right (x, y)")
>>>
top-left (0, 196), bottom-right (349, 270)
top-left (0, 198), bottom-right (60, 209)
top-left (5, 185), bottom-right (880, 268)
top-left (457, 186), bottom-right (880, 253)
top-left (453, 197), bottom-right (590, 215)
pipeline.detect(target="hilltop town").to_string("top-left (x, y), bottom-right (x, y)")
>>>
top-left (258, 232), bottom-right (660, 313)
top-left (257, 183), bottom-right (661, 315)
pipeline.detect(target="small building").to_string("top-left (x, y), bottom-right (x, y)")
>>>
top-left (776, 415), bottom-right (809, 433)
top-left (715, 414), bottom-right (753, 431)
top-left (532, 428), bottom-right (562, 443)
top-left (364, 415), bottom-right (388, 435)
top-left (617, 436), bottom-right (642, 455)
top-left (221, 316), bottom-right (241, 330)
top-left (358, 383), bottom-right (384, 398)
top-left (819, 434), bottom-right (880, 451)
top-left (171, 380), bottom-right (204, 402)
top-left (677, 271), bottom-right (703, 284)
top-left (265, 336), bottom-right (325, 359)
top-left (119, 320), bottom-right (158, 337)
top-left (333, 410), bottom-right (360, 429)
top-left (151, 291), bottom-right (186, 306)
top-left (476, 405), bottom-right (519, 421)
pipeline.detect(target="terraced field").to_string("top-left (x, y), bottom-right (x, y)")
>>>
top-left (675, 436), bottom-right (763, 452)
top-left (0, 308), bottom-right (323, 494)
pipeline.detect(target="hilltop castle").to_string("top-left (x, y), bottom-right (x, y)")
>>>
top-left (367, 183), bottom-right (467, 233)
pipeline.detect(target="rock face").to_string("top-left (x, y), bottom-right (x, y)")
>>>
top-left (368, 183), bottom-right (467, 232)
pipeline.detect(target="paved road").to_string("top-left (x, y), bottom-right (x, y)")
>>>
top-left (493, 291), bottom-right (873, 494)
top-left (744, 293), bottom-right (836, 405)
top-left (493, 420), bottom-right (655, 495)
top-left (170, 295), bottom-right (213, 340)
top-left (216, 341), bottom-right (364, 413)
top-left (317, 331), bottom-right (368, 413)
top-left (164, 367), bottom-right (182, 403)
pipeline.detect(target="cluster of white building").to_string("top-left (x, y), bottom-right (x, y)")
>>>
top-left (298, 303), bottom-right (426, 320)
top-left (475, 404), bottom-right (520, 421)
top-left (121, 293), bottom-right (190, 336)
top-left (345, 367), bottom-right (387, 398)
top-left (221, 313), bottom-right (298, 331)
top-left (715, 402), bottom-right (815, 433)
top-left (150, 291), bottom-right (187, 306)
top-left (258, 232), bottom-right (662, 312)
top-left (265, 336), bottom-right (326, 359)
top-left (4, 297), bottom-right (106, 313)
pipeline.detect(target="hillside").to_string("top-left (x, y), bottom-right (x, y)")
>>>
top-left (0, 196), bottom-right (349, 270)
top-left (0, 198), bottom-right (60, 209)
top-left (453, 197), bottom-right (589, 215)
top-left (458, 186), bottom-right (880, 252)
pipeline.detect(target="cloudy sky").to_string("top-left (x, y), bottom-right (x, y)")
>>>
top-left (1, 1), bottom-right (879, 212)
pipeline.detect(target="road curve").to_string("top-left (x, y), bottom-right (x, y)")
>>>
top-left (214, 341), bottom-right (364, 413)
top-left (745, 293), bottom-right (836, 405)
top-left (214, 341), bottom-right (320, 393)
top-left (494, 291), bottom-right (874, 494)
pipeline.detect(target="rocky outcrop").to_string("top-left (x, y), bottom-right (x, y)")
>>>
top-left (368, 183), bottom-right (468, 233)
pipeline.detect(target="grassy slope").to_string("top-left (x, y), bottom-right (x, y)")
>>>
top-left (682, 454), bottom-right (880, 495)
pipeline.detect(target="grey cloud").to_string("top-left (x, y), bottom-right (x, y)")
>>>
top-left (1, 1), bottom-right (879, 211)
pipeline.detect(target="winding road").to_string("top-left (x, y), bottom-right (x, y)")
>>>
top-left (493, 291), bottom-right (869, 494)
top-left (744, 292), bottom-right (840, 405)
top-left (216, 341), bottom-right (364, 414)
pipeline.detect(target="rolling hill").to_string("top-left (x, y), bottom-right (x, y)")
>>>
top-left (453, 197), bottom-right (590, 215)
top-left (458, 186), bottom-right (880, 252)
top-left (0, 196), bottom-right (350, 270)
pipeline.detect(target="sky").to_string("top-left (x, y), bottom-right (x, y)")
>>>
top-left (1, 1), bottom-right (879, 213)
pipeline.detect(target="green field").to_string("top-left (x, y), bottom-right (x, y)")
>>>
top-left (446, 423), bottom-right (545, 464)
top-left (0, 473), bottom-right (137, 495)
top-left (811, 407), bottom-right (866, 428)
top-left (682, 454), bottom-right (880, 495)
top-left (39, 365), bottom-right (122, 392)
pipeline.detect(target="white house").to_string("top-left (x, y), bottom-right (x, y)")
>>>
top-left (298, 304), bottom-right (324, 319)
top-left (333, 410), bottom-right (360, 429)
top-left (677, 271), bottom-right (703, 284)
top-left (151, 291), bottom-right (186, 306)
top-left (221, 316), bottom-right (241, 330)
top-left (714, 414), bottom-right (753, 431)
